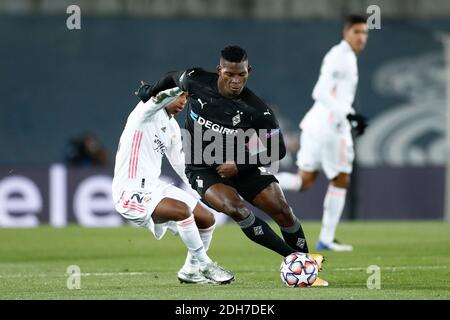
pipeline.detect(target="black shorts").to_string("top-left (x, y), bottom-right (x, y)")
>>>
top-left (185, 166), bottom-right (278, 203)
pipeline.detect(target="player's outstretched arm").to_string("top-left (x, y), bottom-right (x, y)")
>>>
top-left (141, 87), bottom-right (184, 119)
top-left (136, 68), bottom-right (204, 102)
top-left (136, 69), bottom-right (195, 102)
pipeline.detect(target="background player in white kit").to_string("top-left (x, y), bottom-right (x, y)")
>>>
top-left (276, 15), bottom-right (369, 251)
top-left (112, 86), bottom-right (234, 284)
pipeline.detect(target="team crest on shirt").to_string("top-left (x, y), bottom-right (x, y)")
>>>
top-left (143, 194), bottom-right (152, 203)
top-left (232, 111), bottom-right (243, 126)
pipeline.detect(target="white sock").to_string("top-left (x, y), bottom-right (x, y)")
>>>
top-left (319, 185), bottom-right (347, 244)
top-left (199, 222), bottom-right (215, 251)
top-left (176, 215), bottom-right (211, 267)
top-left (275, 172), bottom-right (302, 191)
top-left (182, 252), bottom-right (198, 273)
top-left (182, 223), bottom-right (216, 272)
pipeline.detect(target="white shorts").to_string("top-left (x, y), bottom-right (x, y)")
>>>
top-left (296, 129), bottom-right (354, 180)
top-left (114, 181), bottom-right (199, 240)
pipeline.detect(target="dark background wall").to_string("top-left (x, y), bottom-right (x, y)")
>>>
top-left (0, 15), bottom-right (447, 220)
top-left (1, 16), bottom-right (448, 165)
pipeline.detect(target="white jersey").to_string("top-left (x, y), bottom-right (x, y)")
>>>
top-left (112, 88), bottom-right (189, 204)
top-left (300, 40), bottom-right (358, 134)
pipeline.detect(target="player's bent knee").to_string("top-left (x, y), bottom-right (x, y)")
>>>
top-left (205, 211), bottom-right (215, 226)
top-left (270, 199), bottom-right (291, 218)
top-left (301, 179), bottom-right (314, 191)
top-left (194, 204), bottom-right (216, 229)
top-left (203, 216), bottom-right (215, 229)
top-left (222, 201), bottom-right (250, 221)
top-left (331, 174), bottom-right (350, 189)
top-left (301, 174), bottom-right (317, 191)
top-left (172, 202), bottom-right (192, 222)
top-left (273, 203), bottom-right (295, 226)
top-left (299, 171), bottom-right (317, 191)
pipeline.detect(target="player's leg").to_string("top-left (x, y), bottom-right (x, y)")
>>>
top-left (276, 169), bottom-right (319, 191)
top-left (317, 172), bottom-right (353, 251)
top-left (234, 168), bottom-right (326, 275)
top-left (152, 198), bottom-right (212, 265)
top-left (181, 202), bottom-right (216, 277)
top-left (186, 167), bottom-right (296, 257)
top-left (276, 130), bottom-right (321, 191)
top-left (194, 203), bottom-right (216, 252)
top-left (249, 181), bottom-right (327, 285)
top-left (233, 169), bottom-right (310, 253)
top-left (153, 197), bottom-right (234, 283)
top-left (275, 171), bottom-right (302, 191)
top-left (251, 182), bottom-right (309, 253)
top-left (204, 183), bottom-right (296, 257)
top-left (317, 134), bottom-right (354, 251)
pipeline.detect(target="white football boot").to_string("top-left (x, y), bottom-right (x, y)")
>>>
top-left (199, 261), bottom-right (235, 284)
top-left (316, 239), bottom-right (353, 252)
top-left (177, 267), bottom-right (215, 284)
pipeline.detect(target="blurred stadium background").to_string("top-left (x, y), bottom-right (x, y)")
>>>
top-left (1, 0), bottom-right (450, 227)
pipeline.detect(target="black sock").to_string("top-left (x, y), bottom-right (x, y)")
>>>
top-left (238, 213), bottom-right (295, 257)
top-left (280, 217), bottom-right (309, 253)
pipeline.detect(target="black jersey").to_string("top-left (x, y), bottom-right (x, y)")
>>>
top-left (145, 68), bottom-right (286, 171)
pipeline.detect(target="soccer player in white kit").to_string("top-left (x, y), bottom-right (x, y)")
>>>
top-left (112, 86), bottom-right (234, 284)
top-left (276, 15), bottom-right (369, 251)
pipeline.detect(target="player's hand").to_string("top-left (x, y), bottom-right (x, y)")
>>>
top-left (346, 113), bottom-right (368, 136)
top-left (135, 80), bottom-right (153, 103)
top-left (216, 161), bottom-right (238, 178)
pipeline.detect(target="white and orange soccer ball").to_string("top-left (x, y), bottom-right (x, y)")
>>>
top-left (280, 252), bottom-right (319, 288)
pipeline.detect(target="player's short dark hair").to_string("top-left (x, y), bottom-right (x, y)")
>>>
top-left (221, 45), bottom-right (248, 63)
top-left (344, 14), bottom-right (367, 29)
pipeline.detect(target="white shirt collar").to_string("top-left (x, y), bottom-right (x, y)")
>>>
top-left (341, 40), bottom-right (353, 52)
top-left (340, 40), bottom-right (357, 59)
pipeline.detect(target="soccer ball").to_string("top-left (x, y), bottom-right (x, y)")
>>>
top-left (280, 252), bottom-right (318, 287)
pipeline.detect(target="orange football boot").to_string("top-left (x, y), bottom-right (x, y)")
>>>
top-left (311, 277), bottom-right (329, 287)
top-left (309, 253), bottom-right (325, 272)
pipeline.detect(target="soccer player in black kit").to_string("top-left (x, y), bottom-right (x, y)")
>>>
top-left (137, 46), bottom-right (327, 286)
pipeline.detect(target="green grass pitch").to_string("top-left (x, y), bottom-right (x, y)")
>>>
top-left (0, 221), bottom-right (449, 299)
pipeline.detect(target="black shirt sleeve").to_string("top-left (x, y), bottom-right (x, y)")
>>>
top-left (137, 68), bottom-right (205, 103)
top-left (135, 71), bottom-right (182, 102)
top-left (149, 70), bottom-right (186, 96)
top-left (136, 70), bottom-right (189, 102)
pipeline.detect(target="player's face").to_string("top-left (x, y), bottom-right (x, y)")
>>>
top-left (165, 92), bottom-right (188, 115)
top-left (217, 60), bottom-right (250, 97)
top-left (344, 23), bottom-right (368, 54)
